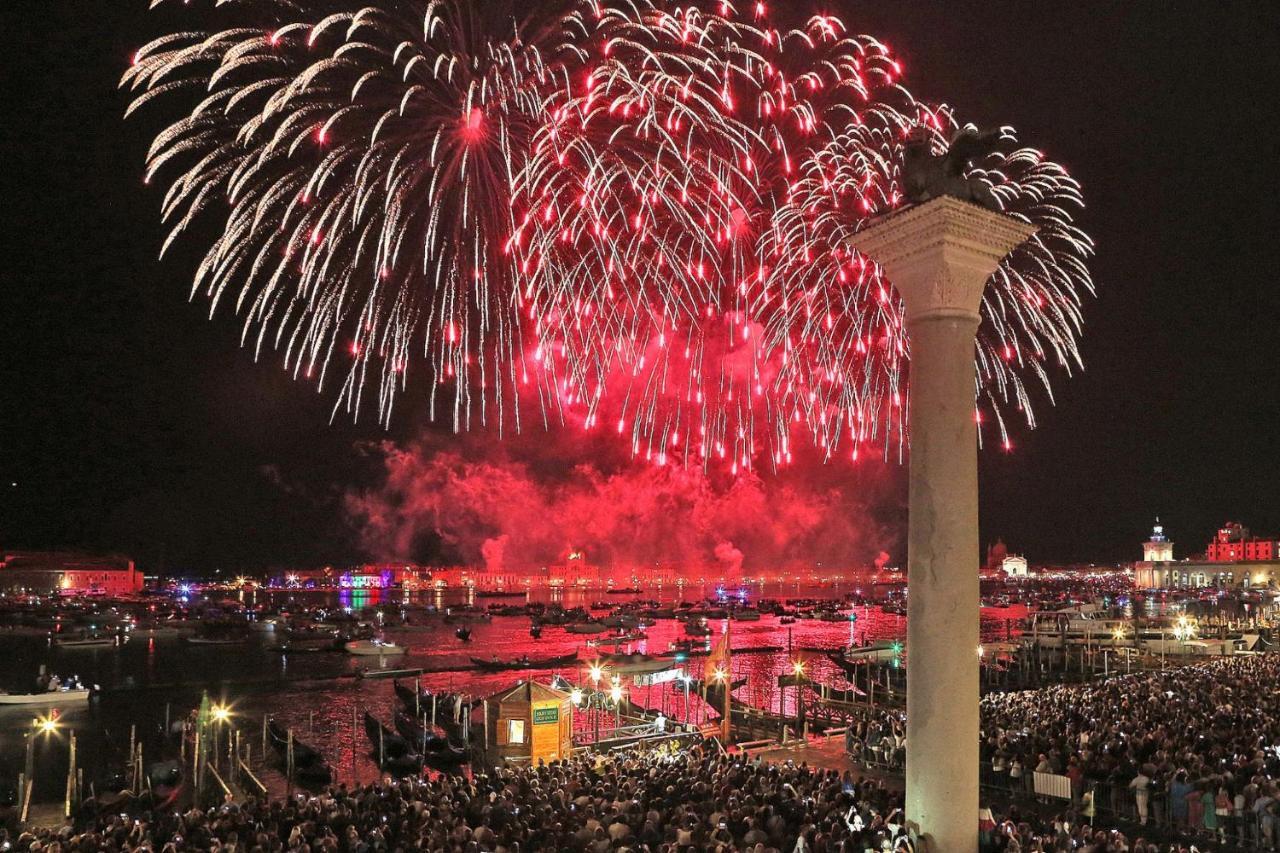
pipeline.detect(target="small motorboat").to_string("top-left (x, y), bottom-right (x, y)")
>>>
top-left (344, 638), bottom-right (406, 656)
top-left (565, 621), bottom-right (608, 634)
top-left (53, 634), bottom-right (116, 648)
top-left (454, 627), bottom-right (472, 642)
top-left (0, 687), bottom-right (93, 705)
top-left (183, 635), bottom-right (247, 646)
top-left (529, 625), bottom-right (542, 639)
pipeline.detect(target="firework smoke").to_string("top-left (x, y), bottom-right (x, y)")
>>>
top-left (346, 433), bottom-right (901, 573)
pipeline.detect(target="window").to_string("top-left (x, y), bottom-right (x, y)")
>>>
top-left (507, 719), bottom-right (525, 745)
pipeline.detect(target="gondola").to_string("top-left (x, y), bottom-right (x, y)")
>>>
top-left (393, 711), bottom-right (455, 753)
top-left (362, 712), bottom-right (415, 759)
top-left (266, 719), bottom-right (333, 785)
top-left (390, 712), bottom-right (468, 769)
top-left (362, 712), bottom-right (426, 775)
top-left (392, 678), bottom-right (429, 709)
top-left (469, 652), bottom-right (577, 672)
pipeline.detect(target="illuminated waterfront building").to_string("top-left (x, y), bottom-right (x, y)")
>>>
top-left (0, 551), bottom-right (145, 595)
top-left (1205, 521), bottom-right (1279, 562)
top-left (1133, 521), bottom-right (1278, 590)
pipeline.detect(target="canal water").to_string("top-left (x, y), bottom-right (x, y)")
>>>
top-left (0, 582), bottom-right (1027, 803)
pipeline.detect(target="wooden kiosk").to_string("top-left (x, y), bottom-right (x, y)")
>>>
top-left (487, 680), bottom-right (573, 764)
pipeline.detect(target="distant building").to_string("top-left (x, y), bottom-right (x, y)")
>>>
top-left (339, 563), bottom-right (425, 590)
top-left (1001, 555), bottom-right (1029, 577)
top-left (1205, 522), bottom-right (1279, 563)
top-left (541, 551), bottom-right (602, 587)
top-left (0, 551), bottom-right (144, 596)
top-left (1133, 522), bottom-right (1278, 590)
top-left (429, 565), bottom-right (527, 591)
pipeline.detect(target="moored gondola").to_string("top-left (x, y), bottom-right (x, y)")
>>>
top-left (362, 712), bottom-right (424, 775)
top-left (266, 719), bottom-right (333, 785)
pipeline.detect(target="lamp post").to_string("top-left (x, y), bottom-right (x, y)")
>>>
top-left (791, 660), bottom-right (806, 735)
top-left (589, 663), bottom-right (604, 744)
top-left (610, 679), bottom-right (623, 733)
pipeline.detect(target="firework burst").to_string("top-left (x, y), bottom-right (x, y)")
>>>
top-left (123, 0), bottom-right (611, 428)
top-left (124, 0), bottom-right (1093, 470)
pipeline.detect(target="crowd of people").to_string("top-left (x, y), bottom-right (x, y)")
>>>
top-left (6, 740), bottom-right (1254, 853)
top-left (5, 654), bottom-right (1279, 851)
top-left (981, 655), bottom-right (1280, 848)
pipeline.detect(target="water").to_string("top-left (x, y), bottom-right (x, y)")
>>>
top-left (0, 582), bottom-right (1028, 803)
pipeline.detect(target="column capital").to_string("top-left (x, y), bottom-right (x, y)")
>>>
top-left (847, 196), bottom-right (1036, 324)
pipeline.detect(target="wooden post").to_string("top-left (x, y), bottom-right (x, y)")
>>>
top-left (378, 722), bottom-right (385, 768)
top-left (286, 729), bottom-right (294, 799)
top-left (64, 731), bottom-right (77, 817)
top-left (193, 726), bottom-right (202, 802)
top-left (482, 699), bottom-right (489, 751)
top-left (262, 716), bottom-right (268, 761)
top-left (415, 677), bottom-right (421, 717)
top-left (165, 703), bottom-right (171, 734)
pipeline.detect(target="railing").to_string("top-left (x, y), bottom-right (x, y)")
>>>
top-left (978, 770), bottom-right (1273, 851)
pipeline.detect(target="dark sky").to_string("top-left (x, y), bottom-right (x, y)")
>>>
top-left (3, 2), bottom-right (1278, 573)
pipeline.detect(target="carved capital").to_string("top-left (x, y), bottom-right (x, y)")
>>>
top-left (847, 196), bottom-right (1036, 324)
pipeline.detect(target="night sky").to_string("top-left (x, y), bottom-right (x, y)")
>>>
top-left (3, 2), bottom-right (1278, 573)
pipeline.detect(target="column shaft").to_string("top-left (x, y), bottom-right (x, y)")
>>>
top-left (904, 311), bottom-right (981, 853)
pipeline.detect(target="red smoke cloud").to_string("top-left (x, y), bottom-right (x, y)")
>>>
top-left (346, 432), bottom-right (902, 574)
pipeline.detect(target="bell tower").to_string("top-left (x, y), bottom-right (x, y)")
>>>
top-left (1143, 519), bottom-right (1174, 562)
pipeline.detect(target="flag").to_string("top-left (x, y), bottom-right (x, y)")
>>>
top-left (704, 624), bottom-right (731, 682)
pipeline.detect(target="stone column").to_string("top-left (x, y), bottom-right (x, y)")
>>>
top-left (848, 196), bottom-right (1034, 853)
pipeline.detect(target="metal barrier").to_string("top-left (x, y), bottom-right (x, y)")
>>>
top-left (977, 775), bottom-right (1274, 851)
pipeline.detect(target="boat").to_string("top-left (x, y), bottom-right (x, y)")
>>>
top-left (684, 620), bottom-right (712, 637)
top-left (391, 711), bottom-right (469, 768)
top-left (362, 712), bottom-right (416, 759)
top-left (730, 609), bottom-right (762, 621)
top-left (476, 589), bottom-right (527, 598)
top-left (393, 711), bottom-right (451, 750)
top-left (344, 639), bottom-right (406, 656)
top-left (826, 642), bottom-right (901, 677)
top-left (360, 665), bottom-right (424, 679)
top-left (454, 627), bottom-right (472, 642)
top-left (393, 679), bottom-right (431, 710)
top-left (469, 652), bottom-right (578, 672)
top-left (779, 616), bottom-right (797, 625)
top-left (607, 587), bottom-right (641, 594)
top-left (183, 635), bottom-right (247, 646)
top-left (265, 720), bottom-right (333, 785)
top-left (0, 687), bottom-right (93, 705)
top-left (529, 625), bottom-right (542, 639)
top-left (589, 631), bottom-right (647, 646)
top-left (565, 621), bottom-right (608, 634)
top-left (52, 635), bottom-right (116, 648)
